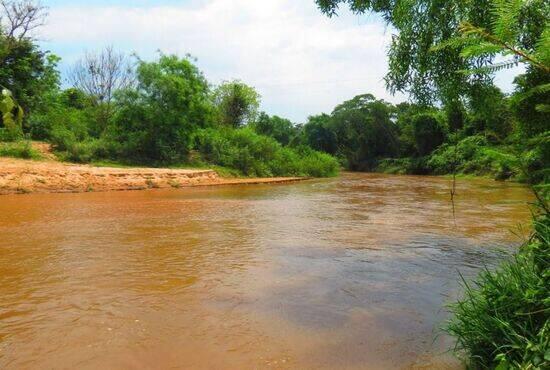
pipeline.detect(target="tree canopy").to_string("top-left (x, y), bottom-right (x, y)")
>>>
top-left (316, 0), bottom-right (549, 105)
top-left (212, 80), bottom-right (260, 127)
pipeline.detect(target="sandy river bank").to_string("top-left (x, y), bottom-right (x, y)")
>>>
top-left (0, 156), bottom-right (306, 195)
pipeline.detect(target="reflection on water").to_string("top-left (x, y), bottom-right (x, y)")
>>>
top-left (0, 173), bottom-right (532, 369)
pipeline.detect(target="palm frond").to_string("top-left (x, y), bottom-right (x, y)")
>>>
top-left (491, 0), bottom-right (522, 43)
top-left (459, 59), bottom-right (519, 75)
top-left (534, 26), bottom-right (550, 67)
top-left (460, 42), bottom-right (503, 58)
top-left (430, 36), bottom-right (469, 52)
top-left (535, 104), bottom-right (550, 113)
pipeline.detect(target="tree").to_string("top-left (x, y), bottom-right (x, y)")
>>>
top-left (439, 0), bottom-right (549, 75)
top-left (109, 54), bottom-right (213, 163)
top-left (69, 47), bottom-right (135, 133)
top-left (411, 113), bottom-right (446, 156)
top-left (0, 0), bottom-right (58, 120)
top-left (302, 93), bottom-right (399, 170)
top-left (316, 0), bottom-right (548, 105)
top-left (253, 112), bottom-right (297, 146)
top-left (465, 83), bottom-right (512, 140)
top-left (511, 69), bottom-right (550, 137)
top-left (0, 0), bottom-right (46, 41)
top-left (69, 47), bottom-right (135, 106)
top-left (331, 94), bottom-right (399, 169)
top-left (303, 113), bottom-right (337, 154)
top-left (212, 80), bottom-right (260, 127)
top-left (434, 0), bottom-right (549, 138)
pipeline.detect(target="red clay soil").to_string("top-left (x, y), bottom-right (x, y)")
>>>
top-left (0, 144), bottom-right (307, 195)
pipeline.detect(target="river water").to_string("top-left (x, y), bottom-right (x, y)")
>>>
top-left (0, 173), bottom-right (533, 369)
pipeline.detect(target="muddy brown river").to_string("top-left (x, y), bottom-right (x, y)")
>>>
top-left (0, 173), bottom-right (533, 369)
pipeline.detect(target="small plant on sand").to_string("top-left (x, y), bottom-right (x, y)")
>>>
top-left (145, 179), bottom-right (159, 189)
top-left (168, 180), bottom-right (181, 188)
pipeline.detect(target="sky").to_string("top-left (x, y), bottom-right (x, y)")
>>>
top-left (38, 0), bottom-right (519, 122)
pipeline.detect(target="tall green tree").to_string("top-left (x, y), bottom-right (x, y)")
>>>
top-left (109, 54), bottom-right (214, 163)
top-left (0, 1), bottom-right (59, 119)
top-left (253, 112), bottom-right (297, 146)
top-left (212, 80), bottom-right (260, 127)
top-left (304, 93), bottom-right (399, 170)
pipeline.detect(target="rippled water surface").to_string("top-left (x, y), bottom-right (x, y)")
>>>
top-left (0, 173), bottom-right (533, 369)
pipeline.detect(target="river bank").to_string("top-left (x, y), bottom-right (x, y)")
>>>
top-left (0, 156), bottom-right (308, 195)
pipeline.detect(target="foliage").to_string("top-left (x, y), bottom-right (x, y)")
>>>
top-left (316, 0), bottom-right (548, 109)
top-left (511, 69), bottom-right (550, 137)
top-left (302, 94), bottom-right (398, 170)
top-left (466, 83), bottom-right (514, 140)
top-left (193, 127), bottom-right (339, 177)
top-left (0, 139), bottom-right (41, 159)
top-left (436, 0), bottom-right (550, 75)
top-left (27, 88), bottom-right (96, 140)
top-left (253, 112), bottom-right (298, 146)
top-left (427, 136), bottom-right (519, 180)
top-left (446, 209), bottom-right (550, 369)
top-left (107, 54), bottom-right (214, 163)
top-left (0, 32), bottom-right (60, 119)
top-left (411, 113), bottom-right (446, 156)
top-left (0, 87), bottom-right (23, 140)
top-left (521, 133), bottom-right (550, 185)
top-left (212, 80), bottom-right (260, 127)
top-left (303, 113), bottom-right (337, 154)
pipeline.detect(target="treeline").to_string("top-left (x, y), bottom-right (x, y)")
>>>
top-left (0, 3), bottom-right (338, 177)
top-left (1, 0), bottom-right (548, 184)
top-left (298, 87), bottom-right (548, 183)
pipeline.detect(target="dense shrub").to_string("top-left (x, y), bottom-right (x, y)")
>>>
top-left (447, 209), bottom-right (550, 369)
top-left (427, 136), bottom-right (519, 180)
top-left (193, 127), bottom-right (338, 177)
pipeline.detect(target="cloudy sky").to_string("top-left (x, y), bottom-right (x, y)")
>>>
top-left (39, 0), bottom-right (517, 122)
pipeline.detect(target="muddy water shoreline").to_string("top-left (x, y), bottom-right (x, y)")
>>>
top-left (0, 173), bottom-right (533, 369)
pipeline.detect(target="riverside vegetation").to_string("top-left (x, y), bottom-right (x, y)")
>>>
top-left (1, 0), bottom-right (549, 368)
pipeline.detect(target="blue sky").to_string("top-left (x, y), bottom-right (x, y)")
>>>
top-left (38, 0), bottom-right (518, 122)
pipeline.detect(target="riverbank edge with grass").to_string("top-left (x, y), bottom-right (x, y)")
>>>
top-left (0, 142), bottom-right (312, 195)
top-left (0, 156), bottom-right (310, 195)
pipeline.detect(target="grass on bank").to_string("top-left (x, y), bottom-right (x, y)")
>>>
top-left (89, 159), bottom-right (242, 178)
top-left (446, 205), bottom-right (550, 369)
top-left (0, 140), bottom-right (43, 160)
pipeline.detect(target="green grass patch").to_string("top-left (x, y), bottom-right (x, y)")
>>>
top-left (0, 141), bottom-right (43, 160)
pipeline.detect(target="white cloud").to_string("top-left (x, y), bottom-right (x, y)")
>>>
top-left (42, 0), bottom-right (404, 122)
